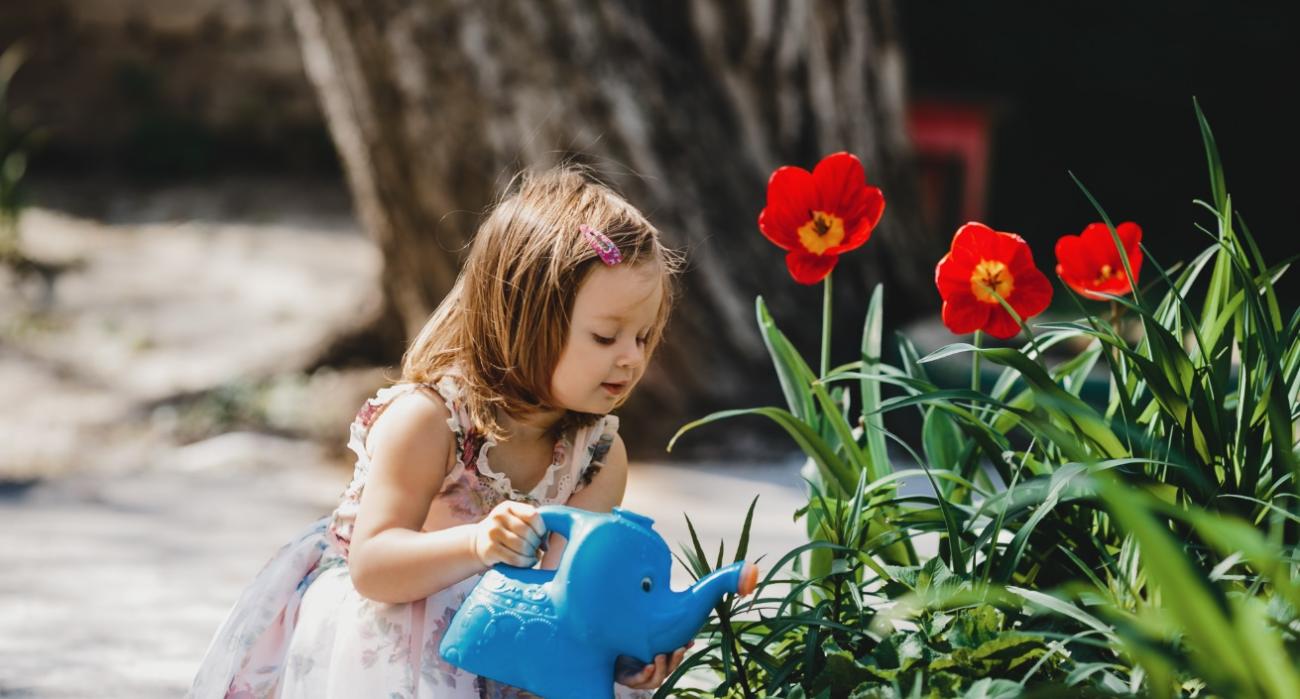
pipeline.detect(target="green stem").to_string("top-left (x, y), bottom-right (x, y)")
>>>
top-left (1108, 300), bottom-right (1122, 366)
top-left (980, 437), bottom-right (1037, 587)
top-left (991, 291), bottom-right (1049, 372)
top-left (972, 330), bottom-right (982, 393)
top-left (820, 271), bottom-right (833, 378)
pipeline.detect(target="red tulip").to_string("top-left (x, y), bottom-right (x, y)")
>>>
top-left (758, 152), bottom-right (886, 285)
top-left (935, 222), bottom-right (1053, 339)
top-left (1055, 222), bottom-right (1143, 300)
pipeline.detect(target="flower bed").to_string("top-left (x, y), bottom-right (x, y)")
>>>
top-left (664, 102), bottom-right (1300, 699)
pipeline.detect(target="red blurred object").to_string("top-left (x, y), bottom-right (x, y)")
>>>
top-left (907, 100), bottom-right (995, 234)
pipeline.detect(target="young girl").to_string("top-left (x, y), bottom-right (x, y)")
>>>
top-left (189, 167), bottom-right (687, 698)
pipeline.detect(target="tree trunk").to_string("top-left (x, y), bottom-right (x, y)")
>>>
top-left (286, 0), bottom-right (934, 458)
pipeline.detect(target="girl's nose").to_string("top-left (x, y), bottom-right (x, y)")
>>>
top-left (616, 340), bottom-right (644, 369)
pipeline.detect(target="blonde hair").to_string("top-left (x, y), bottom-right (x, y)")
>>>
top-left (401, 166), bottom-right (683, 442)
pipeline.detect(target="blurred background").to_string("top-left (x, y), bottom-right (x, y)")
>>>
top-left (1, 1), bottom-right (1295, 696)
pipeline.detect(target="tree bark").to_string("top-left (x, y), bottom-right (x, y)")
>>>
top-left (286, 0), bottom-right (934, 458)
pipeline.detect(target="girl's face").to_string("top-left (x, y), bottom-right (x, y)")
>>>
top-left (551, 262), bottom-right (664, 415)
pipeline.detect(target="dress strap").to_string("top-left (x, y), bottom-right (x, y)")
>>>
top-left (571, 414), bottom-right (620, 495)
top-left (429, 372), bottom-right (511, 490)
top-left (435, 372), bottom-right (575, 503)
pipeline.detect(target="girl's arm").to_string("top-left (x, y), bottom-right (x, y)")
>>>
top-left (347, 390), bottom-right (486, 604)
top-left (539, 432), bottom-right (629, 570)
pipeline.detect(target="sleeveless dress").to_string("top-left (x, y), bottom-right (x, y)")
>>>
top-left (188, 372), bottom-right (652, 698)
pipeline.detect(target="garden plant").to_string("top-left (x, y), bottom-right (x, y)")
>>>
top-left (663, 101), bottom-right (1300, 699)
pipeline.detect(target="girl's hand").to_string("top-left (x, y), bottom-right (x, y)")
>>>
top-left (470, 501), bottom-right (546, 568)
top-left (615, 643), bottom-right (692, 691)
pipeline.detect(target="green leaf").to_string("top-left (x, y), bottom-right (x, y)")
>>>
top-left (895, 331), bottom-right (931, 384)
top-left (922, 407), bottom-right (963, 473)
top-left (1008, 587), bottom-right (1121, 647)
top-left (1179, 507), bottom-right (1300, 612)
top-left (1094, 473), bottom-right (1255, 693)
top-left (923, 344), bottom-right (1127, 459)
top-left (947, 604), bottom-right (1005, 649)
top-left (817, 637), bottom-right (876, 695)
top-left (734, 495), bottom-right (759, 564)
top-left (860, 284), bottom-right (891, 485)
top-left (1235, 214), bottom-right (1285, 333)
top-left (1231, 595), bottom-right (1300, 698)
top-left (961, 678), bottom-right (1025, 699)
top-left (811, 380), bottom-right (875, 480)
top-left (757, 296), bottom-right (817, 423)
top-left (990, 463), bottom-right (1091, 582)
top-left (1195, 97), bottom-right (1228, 211)
top-left (668, 406), bottom-right (856, 494)
top-left (682, 513), bottom-right (711, 579)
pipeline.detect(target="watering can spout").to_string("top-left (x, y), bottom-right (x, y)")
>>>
top-left (645, 561), bottom-right (758, 655)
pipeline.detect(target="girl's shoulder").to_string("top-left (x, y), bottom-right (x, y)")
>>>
top-left (354, 374), bottom-right (465, 434)
top-left (353, 376), bottom-right (468, 466)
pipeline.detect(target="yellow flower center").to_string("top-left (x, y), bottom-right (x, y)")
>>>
top-left (1095, 264), bottom-right (1116, 285)
top-left (796, 211), bottom-right (846, 255)
top-left (970, 259), bottom-right (1015, 304)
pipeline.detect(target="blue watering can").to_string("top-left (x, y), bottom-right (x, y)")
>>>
top-left (438, 505), bottom-right (758, 698)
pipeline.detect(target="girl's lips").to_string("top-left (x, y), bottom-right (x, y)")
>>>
top-left (601, 382), bottom-right (627, 395)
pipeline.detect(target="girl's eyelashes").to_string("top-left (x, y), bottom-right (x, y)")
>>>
top-left (592, 333), bottom-right (650, 346)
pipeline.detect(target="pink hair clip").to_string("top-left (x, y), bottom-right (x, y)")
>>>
top-left (580, 224), bottom-right (623, 266)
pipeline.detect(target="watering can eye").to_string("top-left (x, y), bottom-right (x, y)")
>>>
top-left (640, 576), bottom-right (652, 592)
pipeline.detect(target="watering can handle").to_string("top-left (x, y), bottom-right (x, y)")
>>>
top-left (490, 506), bottom-right (583, 576)
top-left (538, 505), bottom-right (581, 541)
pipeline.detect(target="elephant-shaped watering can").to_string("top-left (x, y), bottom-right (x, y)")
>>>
top-left (438, 505), bottom-right (758, 698)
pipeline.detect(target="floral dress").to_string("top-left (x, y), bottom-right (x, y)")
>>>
top-left (188, 372), bottom-right (650, 698)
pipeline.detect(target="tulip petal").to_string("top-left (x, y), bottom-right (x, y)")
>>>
top-left (935, 251), bottom-right (975, 299)
top-left (1115, 221), bottom-right (1143, 255)
top-left (810, 153), bottom-right (884, 255)
top-left (983, 306), bottom-right (1022, 340)
top-left (1063, 274), bottom-right (1120, 300)
top-left (1089, 277), bottom-right (1133, 298)
top-left (785, 251), bottom-right (839, 285)
top-left (941, 293), bottom-right (991, 335)
top-left (1012, 266), bottom-right (1054, 318)
top-left (1079, 223), bottom-right (1121, 270)
top-left (1000, 232), bottom-right (1037, 276)
top-left (1057, 221), bottom-right (1143, 299)
top-left (811, 152), bottom-right (866, 215)
top-left (1115, 221), bottom-right (1144, 280)
top-left (757, 209), bottom-right (793, 251)
top-left (759, 166), bottom-right (817, 250)
top-left (1082, 222), bottom-right (1141, 274)
top-left (1058, 263), bottom-right (1101, 300)
top-left (1054, 235), bottom-right (1093, 281)
top-left (950, 222), bottom-right (996, 266)
top-left (827, 187), bottom-right (885, 254)
top-left (1079, 222), bottom-right (1115, 249)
